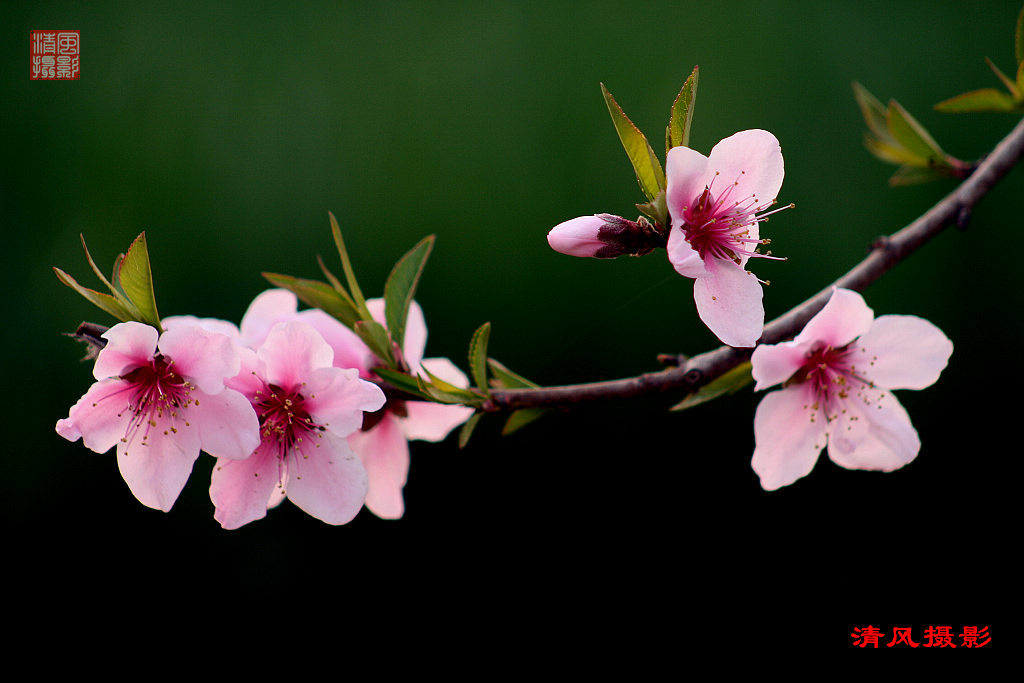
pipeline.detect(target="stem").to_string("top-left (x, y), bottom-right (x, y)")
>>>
top-left (486, 115), bottom-right (1024, 411)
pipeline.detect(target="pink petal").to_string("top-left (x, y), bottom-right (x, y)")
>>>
top-left (257, 321), bottom-right (334, 389)
top-left (546, 215), bottom-right (607, 258)
top-left (115, 412), bottom-right (203, 511)
top-left (666, 224), bottom-right (708, 279)
top-left (693, 258), bottom-right (764, 348)
top-left (752, 385), bottom-right (828, 490)
top-left (191, 387), bottom-right (261, 460)
top-left (284, 430), bottom-right (368, 525)
top-left (296, 309), bottom-right (373, 375)
top-left (59, 378), bottom-right (135, 454)
top-left (401, 401), bottom-right (475, 442)
top-left (159, 325), bottom-right (241, 396)
top-left (795, 287), bottom-right (874, 348)
top-left (304, 366), bottom-right (387, 438)
top-left (210, 442), bottom-right (282, 530)
top-left (826, 391), bottom-right (920, 472)
top-left (751, 339), bottom-right (809, 391)
top-left (705, 130), bottom-right (784, 207)
top-left (665, 145), bottom-right (710, 221)
top-left (348, 415), bottom-right (409, 519)
top-left (852, 315), bottom-right (953, 390)
top-left (240, 289), bottom-right (300, 348)
top-left (94, 322), bottom-right (158, 379)
top-left (162, 315), bottom-right (240, 339)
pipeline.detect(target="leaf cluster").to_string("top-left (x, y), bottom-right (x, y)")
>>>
top-left (54, 233), bottom-right (163, 332)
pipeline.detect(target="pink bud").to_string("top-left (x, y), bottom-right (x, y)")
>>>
top-left (547, 215), bottom-right (607, 258)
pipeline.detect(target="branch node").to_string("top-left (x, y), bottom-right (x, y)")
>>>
top-left (657, 353), bottom-right (688, 367)
top-left (956, 204), bottom-right (972, 232)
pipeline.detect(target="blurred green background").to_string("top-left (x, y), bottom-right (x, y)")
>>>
top-left (4, 0), bottom-right (1017, 653)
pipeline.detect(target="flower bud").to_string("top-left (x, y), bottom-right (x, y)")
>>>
top-left (547, 214), bottom-right (663, 259)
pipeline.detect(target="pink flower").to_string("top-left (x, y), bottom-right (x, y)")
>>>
top-left (348, 299), bottom-right (474, 519)
top-left (547, 214), bottom-right (659, 259)
top-left (233, 289), bottom-right (473, 519)
top-left (666, 129), bottom-right (788, 348)
top-left (56, 322), bottom-right (261, 512)
top-left (209, 321), bottom-right (386, 529)
top-left (750, 288), bottom-right (953, 490)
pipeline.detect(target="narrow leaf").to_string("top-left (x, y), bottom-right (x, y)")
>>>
top-left (354, 319), bottom-right (395, 367)
top-left (373, 367), bottom-right (433, 401)
top-left (415, 372), bottom-right (481, 405)
top-left (458, 412), bottom-right (482, 449)
top-left (54, 267), bottom-right (135, 322)
top-left (316, 254), bottom-right (356, 307)
top-left (328, 211), bottom-right (371, 320)
top-left (935, 87), bottom-right (1020, 113)
top-left (670, 361), bottom-right (753, 411)
top-left (79, 235), bottom-right (119, 297)
top-left (853, 82), bottom-right (895, 143)
top-left (468, 322), bottom-right (491, 394)
top-left (502, 408), bottom-right (547, 436)
top-left (601, 83), bottom-right (666, 201)
top-left (864, 134), bottom-right (925, 166)
top-left (635, 189), bottom-right (668, 227)
top-left (487, 358), bottom-right (540, 389)
top-left (985, 57), bottom-right (1021, 98)
top-left (666, 65), bottom-right (699, 152)
top-left (886, 100), bottom-right (948, 164)
top-left (383, 235), bottom-right (435, 353)
top-left (262, 272), bottom-right (362, 327)
top-left (116, 233), bottom-right (162, 329)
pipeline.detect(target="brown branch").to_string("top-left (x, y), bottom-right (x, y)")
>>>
top-left (486, 115), bottom-right (1024, 411)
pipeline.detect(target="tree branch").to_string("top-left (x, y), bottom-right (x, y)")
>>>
top-left (486, 115), bottom-right (1024, 411)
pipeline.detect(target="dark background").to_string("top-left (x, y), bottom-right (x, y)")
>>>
top-left (3, 0), bottom-right (1015, 658)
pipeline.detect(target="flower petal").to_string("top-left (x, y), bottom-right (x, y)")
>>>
top-left (162, 315), bottom-right (240, 339)
top-left (284, 430), bottom-right (368, 525)
top-left (304, 366), bottom-right (387, 438)
top-left (752, 385), bottom-right (828, 490)
top-left (705, 129), bottom-right (784, 207)
top-left (210, 442), bottom-right (281, 530)
top-left (348, 415), bottom-right (410, 519)
top-left (666, 145), bottom-right (710, 221)
top-left (296, 309), bottom-right (373, 375)
top-left (795, 287), bottom-right (874, 348)
top-left (693, 258), bottom-right (764, 348)
top-left (159, 325), bottom-right (241, 395)
top-left (191, 387), bottom-right (261, 460)
top-left (751, 339), bottom-right (809, 391)
top-left (852, 314), bottom-right (953, 390)
top-left (666, 224), bottom-right (708, 279)
top-left (258, 321), bottom-right (334, 389)
top-left (240, 289), bottom-right (300, 348)
top-left (94, 322), bottom-right (158, 379)
top-left (401, 401), bottom-right (475, 442)
top-left (367, 298), bottom-right (427, 370)
top-left (116, 413), bottom-right (202, 511)
top-left (826, 391), bottom-right (920, 472)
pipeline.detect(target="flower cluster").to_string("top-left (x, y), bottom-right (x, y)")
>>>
top-left (57, 290), bottom-right (471, 528)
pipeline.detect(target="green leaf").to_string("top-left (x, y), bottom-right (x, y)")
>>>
top-left (458, 412), bottom-right (482, 449)
top-left (373, 367), bottom-right (433, 401)
top-left (670, 361), bottom-right (753, 411)
top-left (487, 358), bottom-right (540, 389)
top-left (1017, 59), bottom-right (1024, 95)
top-left (116, 233), bottom-right (162, 330)
top-left (417, 364), bottom-right (483, 405)
top-left (635, 189), bottom-right (668, 228)
top-left (467, 322), bottom-right (491, 394)
top-left (383, 234), bottom-right (435, 355)
top-left (354, 319), bottom-right (396, 367)
top-left (888, 164), bottom-right (949, 187)
top-left (666, 65), bottom-right (699, 152)
top-left (502, 408), bottom-right (547, 436)
top-left (853, 82), bottom-right (895, 143)
top-left (54, 267), bottom-right (136, 322)
top-left (601, 83), bottom-right (666, 202)
top-left (886, 100), bottom-right (948, 165)
top-left (935, 87), bottom-right (1020, 113)
top-left (863, 134), bottom-right (925, 166)
top-left (316, 254), bottom-right (355, 304)
top-left (328, 211), bottom-right (372, 320)
top-left (262, 272), bottom-right (362, 327)
top-left (986, 57), bottom-right (1021, 99)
